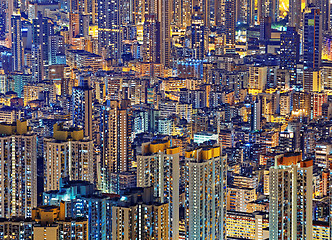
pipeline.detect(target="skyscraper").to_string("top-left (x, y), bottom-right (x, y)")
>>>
top-left (31, 13), bottom-right (54, 82)
top-left (48, 35), bottom-right (65, 65)
top-left (69, 12), bottom-right (80, 41)
top-left (303, 69), bottom-right (321, 92)
top-left (303, 6), bottom-right (322, 70)
top-left (269, 153), bottom-right (313, 240)
top-left (172, 0), bottom-right (192, 27)
top-left (112, 188), bottom-right (169, 239)
top-left (191, 10), bottom-right (205, 59)
top-left (318, 0), bottom-right (330, 32)
top-left (32, 12), bottom-right (54, 67)
top-left (237, 0), bottom-right (255, 26)
top-left (280, 27), bottom-right (300, 87)
top-left (11, 14), bottom-right (22, 72)
top-left (260, 16), bottom-right (271, 41)
top-left (31, 45), bottom-right (43, 83)
top-left (101, 100), bottom-right (133, 192)
top-left (0, 120), bottom-right (37, 218)
top-left (225, 0), bottom-right (236, 46)
top-left (251, 97), bottom-right (261, 131)
top-left (72, 76), bottom-right (93, 140)
top-left (159, 0), bottom-right (172, 67)
top-left (312, 92), bottom-right (327, 118)
top-left (32, 206), bottom-right (89, 240)
top-left (98, 0), bottom-right (122, 60)
top-left (289, 0), bottom-right (301, 29)
top-left (257, 0), bottom-right (278, 24)
top-left (143, 14), bottom-right (160, 63)
top-left (43, 180), bottom-right (113, 240)
top-left (185, 145), bottom-right (227, 240)
top-left (137, 140), bottom-right (180, 240)
top-left (69, 0), bottom-right (97, 41)
top-left (44, 124), bottom-right (95, 192)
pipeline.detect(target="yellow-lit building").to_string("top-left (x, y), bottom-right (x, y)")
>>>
top-left (0, 120), bottom-right (37, 218)
top-left (226, 211), bottom-right (269, 240)
top-left (227, 187), bottom-right (257, 212)
top-left (66, 50), bottom-right (103, 72)
top-left (23, 85), bottom-right (42, 106)
top-left (270, 153), bottom-right (313, 239)
top-left (32, 205), bottom-right (88, 240)
top-left (304, 69), bottom-right (322, 92)
top-left (248, 66), bottom-right (267, 91)
top-left (184, 145), bottom-right (227, 239)
top-left (313, 221), bottom-right (330, 240)
top-left (44, 124), bottom-right (94, 191)
top-left (112, 199), bottom-right (169, 240)
top-left (136, 140), bottom-right (180, 240)
top-left (161, 78), bottom-right (197, 91)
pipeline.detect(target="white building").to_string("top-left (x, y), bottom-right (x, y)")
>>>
top-left (269, 153), bottom-right (313, 240)
top-left (44, 125), bottom-right (94, 191)
top-left (185, 145), bottom-right (227, 240)
top-left (0, 120), bottom-right (37, 218)
top-left (136, 140), bottom-right (180, 240)
top-left (193, 131), bottom-right (218, 144)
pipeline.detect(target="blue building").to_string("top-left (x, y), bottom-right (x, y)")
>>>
top-left (303, 6), bottom-right (322, 70)
top-left (43, 180), bottom-right (115, 240)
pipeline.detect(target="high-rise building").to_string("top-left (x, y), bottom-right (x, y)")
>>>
top-left (258, 0), bottom-right (278, 23)
top-left (159, 0), bottom-right (172, 67)
top-left (260, 16), bottom-right (271, 41)
top-left (143, 15), bottom-right (160, 63)
top-left (303, 7), bottom-right (322, 70)
top-left (0, 205), bottom-right (88, 239)
top-left (98, 0), bottom-right (122, 60)
top-left (315, 142), bottom-right (332, 168)
top-left (251, 97), bottom-right (262, 131)
top-left (248, 66), bottom-right (267, 90)
top-left (313, 221), bottom-right (330, 240)
top-left (192, 0), bottom-right (221, 27)
top-left (318, 0), bottom-right (330, 32)
top-left (31, 45), bottom-right (43, 83)
top-left (32, 205), bottom-right (89, 240)
top-left (191, 10), bottom-right (205, 59)
top-left (303, 69), bottom-right (322, 92)
top-left (97, 0), bottom-right (130, 62)
top-left (11, 14), bottom-right (23, 72)
top-left (280, 27), bottom-right (300, 87)
top-left (0, 219), bottom-right (33, 238)
top-left (172, 0), bottom-right (192, 27)
top-left (69, 0), bottom-right (97, 41)
top-left (227, 187), bottom-right (256, 212)
top-left (132, 0), bottom-right (147, 25)
top-left (44, 124), bottom-right (94, 191)
top-left (112, 187), bottom-right (169, 239)
top-left (32, 12), bottom-right (54, 66)
top-left (0, 120), bottom-right (37, 218)
top-left (235, 0), bottom-right (255, 25)
top-left (43, 180), bottom-right (113, 240)
top-left (48, 35), bottom-right (65, 65)
top-left (288, 0), bottom-right (301, 29)
top-left (69, 12), bottom-right (80, 41)
top-left (269, 153), bottom-right (313, 240)
top-left (72, 76), bottom-right (93, 139)
top-left (184, 145), bottom-right (227, 240)
top-left (312, 92), bottom-right (328, 119)
top-left (100, 100), bottom-right (133, 193)
top-left (225, 0), bottom-right (235, 46)
top-left (137, 140), bottom-right (180, 240)
top-left (226, 211), bottom-right (269, 239)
